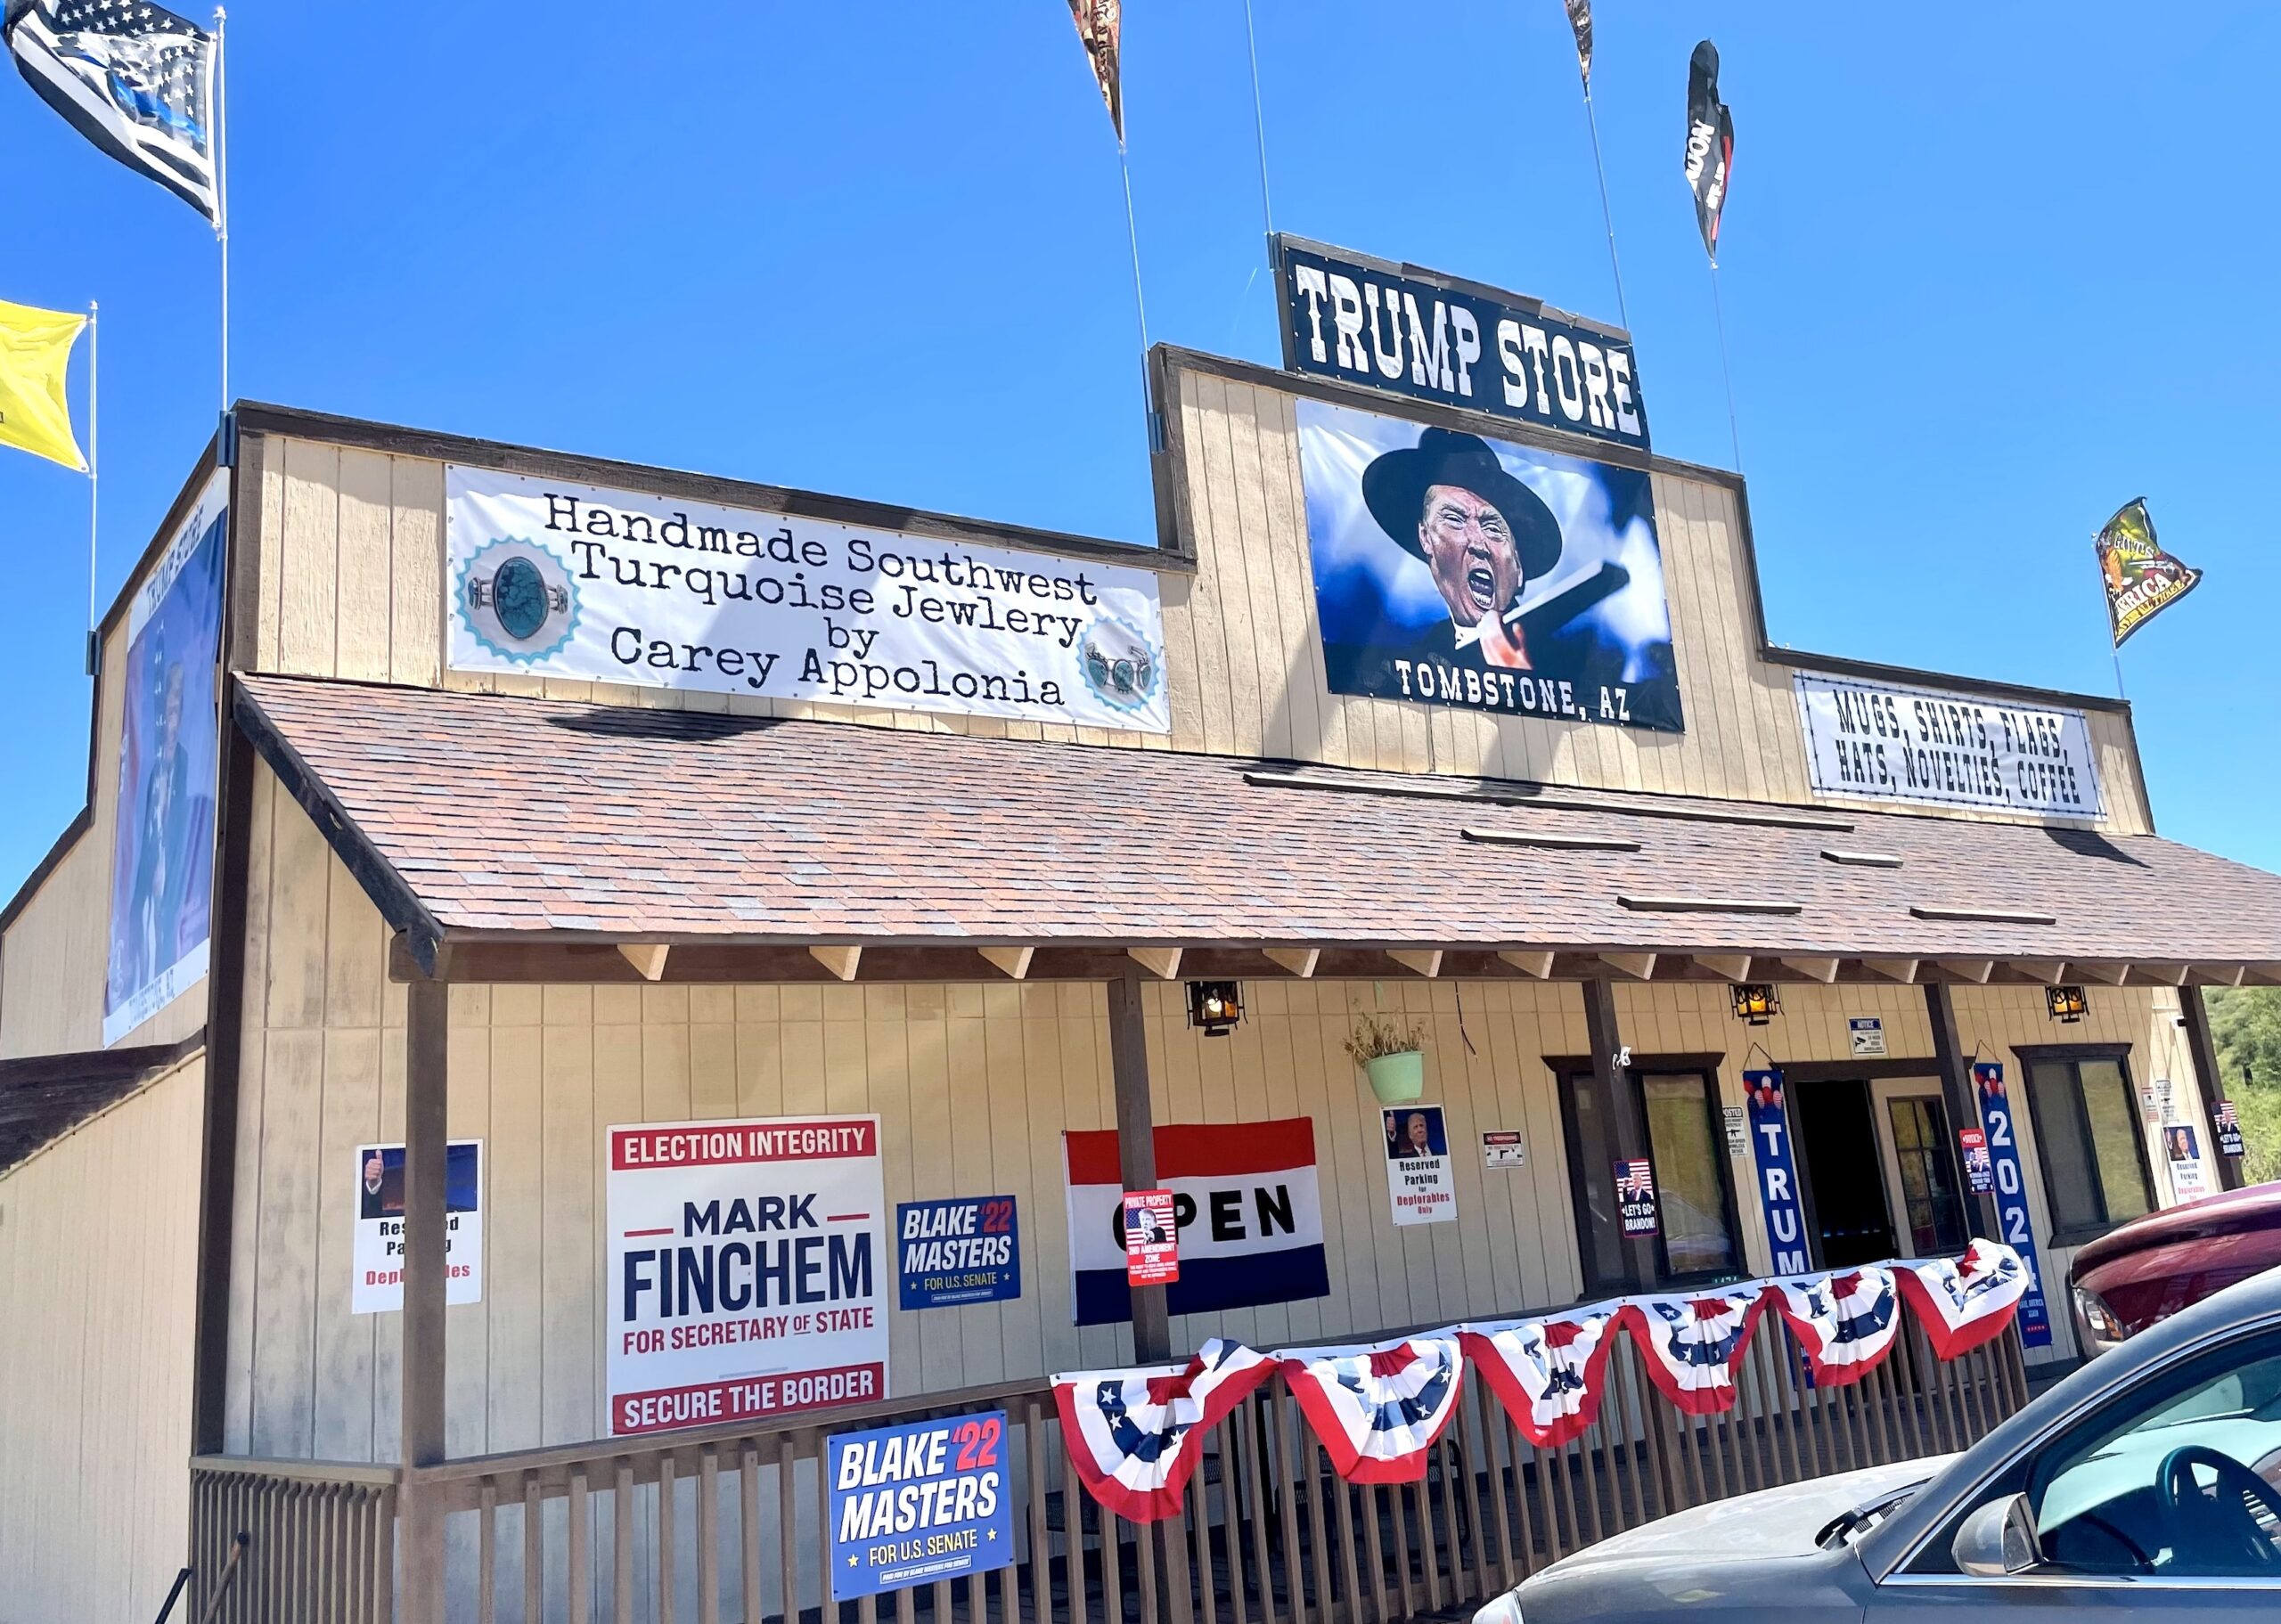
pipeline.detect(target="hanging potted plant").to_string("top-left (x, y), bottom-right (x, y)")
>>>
top-left (1345, 1011), bottom-right (1428, 1105)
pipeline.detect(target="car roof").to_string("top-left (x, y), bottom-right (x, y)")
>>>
top-left (2071, 1179), bottom-right (2281, 1276)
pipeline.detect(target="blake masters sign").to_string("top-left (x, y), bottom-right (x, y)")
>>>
top-left (1794, 673), bottom-right (2103, 820)
top-left (1276, 236), bottom-right (1648, 453)
top-left (446, 468), bottom-right (1170, 732)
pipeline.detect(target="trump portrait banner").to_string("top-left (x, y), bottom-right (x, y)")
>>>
top-left (351, 1139), bottom-right (484, 1315)
top-left (828, 1410), bottom-right (1014, 1599)
top-left (1062, 1119), bottom-right (1329, 1326)
top-left (1051, 1339), bottom-right (1275, 1522)
top-left (606, 1115), bottom-right (888, 1436)
top-left (1296, 398), bottom-right (1682, 733)
top-left (446, 467), bottom-right (1169, 731)
top-left (103, 468), bottom-right (227, 1045)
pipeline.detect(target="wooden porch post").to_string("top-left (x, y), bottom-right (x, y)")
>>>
top-left (1581, 976), bottom-right (1659, 1289)
top-left (1925, 983), bottom-right (2000, 1242)
top-left (1107, 966), bottom-right (1173, 1363)
top-left (400, 973), bottom-right (451, 1623)
top-left (2179, 986), bottom-right (2245, 1192)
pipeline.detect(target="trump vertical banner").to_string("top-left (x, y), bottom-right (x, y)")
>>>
top-left (1971, 1065), bottom-right (2052, 1348)
top-left (104, 468), bottom-right (226, 1044)
top-left (607, 1115), bottom-right (889, 1435)
top-left (1742, 1071), bottom-right (1810, 1276)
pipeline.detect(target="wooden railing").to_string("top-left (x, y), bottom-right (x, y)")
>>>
top-left (187, 1320), bottom-right (2025, 1623)
top-left (188, 1455), bottom-right (399, 1623)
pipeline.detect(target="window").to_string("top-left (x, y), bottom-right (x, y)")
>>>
top-left (1887, 1094), bottom-right (1968, 1255)
top-left (2021, 1049), bottom-right (2154, 1243)
top-left (1559, 1062), bottom-right (1743, 1289)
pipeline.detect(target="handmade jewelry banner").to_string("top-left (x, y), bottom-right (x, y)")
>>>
top-left (1049, 1339), bottom-right (1273, 1524)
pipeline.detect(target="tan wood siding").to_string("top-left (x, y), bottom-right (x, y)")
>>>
top-left (0, 1057), bottom-right (202, 1624)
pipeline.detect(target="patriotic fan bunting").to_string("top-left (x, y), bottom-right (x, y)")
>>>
top-left (1623, 1289), bottom-right (1767, 1415)
top-left (1459, 1307), bottom-right (1623, 1449)
top-left (1893, 1241), bottom-right (2031, 1359)
top-left (1769, 1267), bottom-right (1902, 1386)
top-left (1051, 1338), bottom-right (1273, 1522)
top-left (1277, 1336), bottom-right (1465, 1483)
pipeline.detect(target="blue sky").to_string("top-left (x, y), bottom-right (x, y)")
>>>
top-left (3, 2), bottom-right (2277, 893)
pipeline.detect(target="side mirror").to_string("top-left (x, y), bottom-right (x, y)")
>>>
top-left (1950, 1493), bottom-right (2042, 1578)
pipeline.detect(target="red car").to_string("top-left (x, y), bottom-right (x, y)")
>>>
top-left (2068, 1178), bottom-right (2281, 1354)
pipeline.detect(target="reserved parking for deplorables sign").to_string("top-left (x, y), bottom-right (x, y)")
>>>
top-left (446, 467), bottom-right (1169, 731)
top-left (607, 1114), bottom-right (888, 1436)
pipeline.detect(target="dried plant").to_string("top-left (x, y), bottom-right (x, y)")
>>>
top-left (1344, 1011), bottom-right (1427, 1066)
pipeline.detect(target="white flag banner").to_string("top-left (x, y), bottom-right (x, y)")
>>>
top-left (6, 0), bottom-right (219, 221)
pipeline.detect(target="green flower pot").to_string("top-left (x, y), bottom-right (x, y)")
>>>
top-left (1364, 1049), bottom-right (1425, 1104)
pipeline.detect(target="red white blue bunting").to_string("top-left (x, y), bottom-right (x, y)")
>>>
top-left (1051, 1338), bottom-right (1274, 1522)
top-left (1893, 1240), bottom-right (2032, 1359)
top-left (1458, 1307), bottom-right (1623, 1448)
top-left (1768, 1266), bottom-right (1902, 1386)
top-left (1276, 1335), bottom-right (1465, 1483)
top-left (1622, 1288), bottom-right (1769, 1415)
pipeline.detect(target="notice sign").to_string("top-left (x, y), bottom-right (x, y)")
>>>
top-left (896, 1196), bottom-right (1020, 1310)
top-left (1615, 1159), bottom-right (1658, 1237)
top-left (351, 1140), bottom-right (483, 1315)
top-left (1794, 673), bottom-right (2102, 820)
top-left (1384, 1106), bottom-right (1457, 1226)
top-left (446, 467), bottom-right (1170, 732)
top-left (1848, 1018), bottom-right (1886, 1058)
top-left (1123, 1191), bottom-right (1179, 1285)
top-left (1958, 1127), bottom-right (1994, 1194)
top-left (829, 1410), bottom-right (1013, 1600)
top-left (1481, 1130), bottom-right (1527, 1169)
top-left (1721, 1105), bottom-right (1749, 1158)
top-left (606, 1114), bottom-right (887, 1436)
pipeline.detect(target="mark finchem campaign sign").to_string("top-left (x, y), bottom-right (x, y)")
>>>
top-left (607, 1114), bottom-right (887, 1436)
top-left (1793, 673), bottom-right (2104, 820)
top-left (1275, 236), bottom-right (1648, 453)
top-left (446, 467), bottom-right (1170, 732)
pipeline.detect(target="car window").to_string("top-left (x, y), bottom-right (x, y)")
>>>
top-left (2025, 1332), bottom-right (2281, 1578)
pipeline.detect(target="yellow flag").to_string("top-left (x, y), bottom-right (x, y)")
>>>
top-left (0, 299), bottom-right (88, 471)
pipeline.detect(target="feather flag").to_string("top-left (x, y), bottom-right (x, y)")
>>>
top-left (1051, 1339), bottom-right (1274, 1522)
top-left (1768, 1267), bottom-right (1902, 1387)
top-left (1561, 0), bottom-right (1593, 85)
top-left (1065, 0), bottom-right (1123, 143)
top-left (1277, 1336), bottom-right (1464, 1483)
top-left (1893, 1241), bottom-right (2029, 1359)
top-left (0, 297), bottom-right (86, 469)
top-left (1623, 1288), bottom-right (1766, 1415)
top-left (2095, 499), bottom-right (2201, 647)
top-left (1459, 1305), bottom-right (1623, 1449)
top-left (1682, 41), bottom-right (1734, 262)
top-left (5, 0), bottom-right (219, 222)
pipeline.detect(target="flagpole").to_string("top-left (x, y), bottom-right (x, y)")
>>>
top-left (1579, 81), bottom-right (1631, 333)
top-left (86, 300), bottom-right (99, 678)
top-left (1240, 0), bottom-right (1274, 265)
top-left (2111, 646), bottom-right (2127, 700)
top-left (1707, 258), bottom-right (1742, 471)
top-left (1116, 137), bottom-right (1156, 447)
top-left (214, 6), bottom-right (229, 417)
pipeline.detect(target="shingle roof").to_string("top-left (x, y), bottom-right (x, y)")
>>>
top-left (235, 673), bottom-right (2281, 966)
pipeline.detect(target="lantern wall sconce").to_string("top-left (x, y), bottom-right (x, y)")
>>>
top-left (1729, 983), bottom-right (1780, 1025)
top-left (2047, 984), bottom-right (2089, 1024)
top-left (1186, 980), bottom-right (1244, 1037)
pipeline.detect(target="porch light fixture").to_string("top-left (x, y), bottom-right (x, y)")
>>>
top-left (1186, 980), bottom-right (1244, 1037)
top-left (2047, 984), bottom-right (2089, 1024)
top-left (1729, 983), bottom-right (1780, 1025)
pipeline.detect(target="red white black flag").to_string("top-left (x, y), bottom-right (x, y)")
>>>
top-left (1683, 40), bottom-right (1734, 261)
top-left (1065, 0), bottom-right (1123, 144)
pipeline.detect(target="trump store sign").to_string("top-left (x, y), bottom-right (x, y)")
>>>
top-left (606, 1115), bottom-right (888, 1435)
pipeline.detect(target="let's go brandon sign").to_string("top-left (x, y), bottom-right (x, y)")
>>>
top-left (606, 1115), bottom-right (888, 1435)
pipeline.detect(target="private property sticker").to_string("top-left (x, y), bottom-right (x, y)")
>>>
top-left (607, 1114), bottom-right (888, 1435)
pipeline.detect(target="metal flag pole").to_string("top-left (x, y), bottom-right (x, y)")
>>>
top-left (86, 300), bottom-right (99, 677)
top-left (2111, 643), bottom-right (2127, 700)
top-left (1707, 258), bottom-right (1742, 470)
top-left (1116, 137), bottom-right (1157, 449)
top-left (1578, 79), bottom-right (1631, 333)
top-left (214, 6), bottom-right (229, 417)
top-left (1241, 0), bottom-right (1274, 265)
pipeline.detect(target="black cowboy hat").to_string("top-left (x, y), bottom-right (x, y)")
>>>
top-left (1361, 427), bottom-right (1562, 579)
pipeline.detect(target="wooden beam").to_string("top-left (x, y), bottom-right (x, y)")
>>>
top-left (2013, 960), bottom-right (2070, 985)
top-left (978, 945), bottom-right (1034, 981)
top-left (2129, 962), bottom-right (2189, 987)
top-left (1780, 957), bottom-right (1841, 984)
top-left (1128, 947), bottom-right (1183, 980)
top-left (1693, 953), bottom-right (1753, 983)
top-left (1937, 959), bottom-right (1996, 984)
top-left (1926, 983), bottom-right (1999, 1245)
top-left (2186, 964), bottom-right (2247, 988)
top-left (1581, 977), bottom-right (1658, 1291)
top-left (1263, 947), bottom-right (1320, 979)
top-left (808, 944), bottom-right (863, 982)
top-left (1498, 950), bottom-right (1557, 979)
top-left (2074, 961), bottom-right (2131, 985)
top-left (2244, 963), bottom-right (2281, 988)
top-left (1386, 950), bottom-right (1443, 978)
top-left (401, 976), bottom-right (451, 1624)
top-left (1860, 958), bottom-right (1919, 983)
top-left (2180, 987), bottom-right (2245, 1192)
top-left (1599, 952), bottom-right (1657, 981)
top-left (1107, 968), bottom-right (1170, 1362)
top-left (617, 943), bottom-right (671, 982)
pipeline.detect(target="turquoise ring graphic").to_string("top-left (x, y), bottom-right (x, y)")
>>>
top-left (456, 538), bottom-right (580, 663)
top-left (1077, 614), bottom-right (1163, 716)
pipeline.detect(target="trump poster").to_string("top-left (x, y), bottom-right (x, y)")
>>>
top-left (351, 1140), bottom-right (484, 1314)
top-left (1296, 399), bottom-right (1681, 733)
top-left (607, 1115), bottom-right (888, 1435)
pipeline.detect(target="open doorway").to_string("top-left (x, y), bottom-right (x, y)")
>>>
top-left (1792, 1078), bottom-right (1900, 1269)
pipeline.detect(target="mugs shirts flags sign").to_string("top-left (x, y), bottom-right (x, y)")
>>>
top-left (1062, 1118), bottom-right (1329, 1326)
top-left (1050, 1339), bottom-right (1273, 1522)
top-left (1972, 1064), bottom-right (2053, 1348)
top-left (105, 469), bottom-right (225, 1045)
top-left (1122, 1190), bottom-right (1179, 1285)
top-left (895, 1196), bottom-right (1020, 1311)
top-left (351, 1140), bottom-right (483, 1315)
top-left (445, 468), bottom-right (1170, 732)
top-left (1743, 1070), bottom-right (1810, 1275)
top-left (605, 1115), bottom-right (888, 1436)
top-left (0, 298), bottom-right (86, 469)
top-left (4, 0), bottom-right (219, 221)
top-left (2095, 498), bottom-right (2202, 647)
top-left (1064, 0), bottom-right (1121, 143)
top-left (1792, 672), bottom-right (2102, 820)
top-left (828, 1410), bottom-right (1013, 1600)
top-left (1683, 41), bottom-right (1735, 261)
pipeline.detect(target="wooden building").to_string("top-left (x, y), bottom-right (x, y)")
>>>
top-left (3, 246), bottom-right (2277, 1624)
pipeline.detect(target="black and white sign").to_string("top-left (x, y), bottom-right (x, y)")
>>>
top-left (1794, 673), bottom-right (2103, 820)
top-left (1276, 236), bottom-right (1647, 452)
top-left (1849, 1018), bottom-right (1886, 1058)
top-left (447, 469), bottom-right (1169, 732)
top-left (1383, 1106), bottom-right (1457, 1226)
top-left (1480, 1130), bottom-right (1527, 1169)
